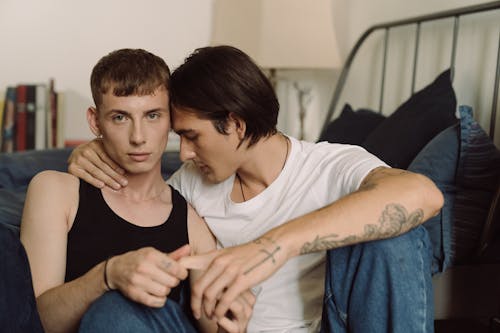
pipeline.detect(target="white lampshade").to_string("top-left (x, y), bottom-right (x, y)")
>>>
top-left (211, 0), bottom-right (341, 70)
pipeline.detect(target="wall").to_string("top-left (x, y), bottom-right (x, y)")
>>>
top-left (0, 0), bottom-right (340, 145)
top-left (0, 0), bottom-right (213, 148)
top-left (1, 0), bottom-right (497, 146)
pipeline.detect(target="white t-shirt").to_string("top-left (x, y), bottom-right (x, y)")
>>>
top-left (168, 137), bottom-right (386, 332)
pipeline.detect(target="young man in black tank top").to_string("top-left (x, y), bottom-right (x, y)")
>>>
top-left (19, 49), bottom-right (254, 333)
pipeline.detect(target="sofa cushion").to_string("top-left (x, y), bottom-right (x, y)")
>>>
top-left (408, 105), bottom-right (500, 273)
top-left (0, 189), bottom-right (26, 234)
top-left (0, 148), bottom-right (73, 190)
top-left (452, 105), bottom-right (500, 264)
top-left (408, 122), bottom-right (459, 273)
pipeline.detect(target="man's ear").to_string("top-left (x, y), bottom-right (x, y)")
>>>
top-left (87, 107), bottom-right (101, 137)
top-left (228, 112), bottom-right (246, 140)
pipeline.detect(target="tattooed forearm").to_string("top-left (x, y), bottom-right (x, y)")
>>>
top-left (300, 203), bottom-right (424, 254)
top-left (244, 246), bottom-right (281, 275)
top-left (254, 236), bottom-right (278, 246)
top-left (300, 234), bottom-right (360, 254)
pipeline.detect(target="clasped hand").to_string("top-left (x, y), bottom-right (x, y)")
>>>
top-left (180, 238), bottom-right (287, 327)
top-left (106, 245), bottom-right (190, 308)
top-left (107, 243), bottom-right (262, 333)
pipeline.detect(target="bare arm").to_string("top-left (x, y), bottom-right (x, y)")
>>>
top-left (185, 205), bottom-right (255, 333)
top-left (21, 171), bottom-right (102, 333)
top-left (21, 171), bottom-right (190, 333)
top-left (184, 167), bottom-right (444, 321)
top-left (67, 138), bottom-right (127, 190)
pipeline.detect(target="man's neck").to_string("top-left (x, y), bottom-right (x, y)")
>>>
top-left (115, 166), bottom-right (167, 203)
top-left (234, 133), bottom-right (289, 200)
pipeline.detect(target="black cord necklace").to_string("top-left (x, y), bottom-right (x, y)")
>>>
top-left (237, 135), bottom-right (289, 202)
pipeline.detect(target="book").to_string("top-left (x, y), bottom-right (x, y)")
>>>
top-left (15, 85), bottom-right (28, 151)
top-left (47, 79), bottom-right (57, 148)
top-left (2, 87), bottom-right (17, 153)
top-left (35, 84), bottom-right (47, 150)
top-left (25, 85), bottom-right (37, 150)
top-left (2, 79), bottom-right (58, 151)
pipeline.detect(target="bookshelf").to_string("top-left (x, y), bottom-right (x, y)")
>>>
top-left (0, 79), bottom-right (64, 153)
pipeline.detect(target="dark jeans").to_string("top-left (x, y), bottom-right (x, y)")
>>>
top-left (0, 223), bottom-right (44, 333)
top-left (321, 225), bottom-right (434, 333)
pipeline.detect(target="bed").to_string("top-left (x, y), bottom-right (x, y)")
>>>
top-left (317, 1), bottom-right (500, 331)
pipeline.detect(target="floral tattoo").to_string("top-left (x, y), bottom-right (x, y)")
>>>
top-left (300, 203), bottom-right (424, 254)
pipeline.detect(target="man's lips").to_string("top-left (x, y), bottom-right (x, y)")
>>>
top-left (128, 153), bottom-right (151, 162)
top-left (195, 162), bottom-right (210, 174)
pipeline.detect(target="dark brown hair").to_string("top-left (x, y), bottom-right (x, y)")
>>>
top-left (170, 45), bottom-right (279, 147)
top-left (91, 48), bottom-right (170, 108)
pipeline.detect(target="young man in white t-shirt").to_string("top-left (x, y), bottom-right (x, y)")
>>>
top-left (69, 45), bottom-right (443, 332)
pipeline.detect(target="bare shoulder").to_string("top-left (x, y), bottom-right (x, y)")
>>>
top-left (186, 203), bottom-right (216, 254)
top-left (25, 170), bottom-right (80, 220)
top-left (30, 170), bottom-right (79, 188)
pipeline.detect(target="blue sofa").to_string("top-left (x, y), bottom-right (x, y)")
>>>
top-left (0, 148), bottom-right (183, 234)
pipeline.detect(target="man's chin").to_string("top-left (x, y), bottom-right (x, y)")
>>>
top-left (122, 163), bottom-right (155, 175)
top-left (200, 171), bottom-right (225, 184)
top-left (201, 173), bottom-right (217, 184)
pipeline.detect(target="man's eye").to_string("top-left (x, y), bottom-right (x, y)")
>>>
top-left (184, 134), bottom-right (198, 141)
top-left (147, 113), bottom-right (160, 120)
top-left (112, 114), bottom-right (127, 122)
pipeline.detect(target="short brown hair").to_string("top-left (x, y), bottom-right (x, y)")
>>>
top-left (91, 48), bottom-right (170, 108)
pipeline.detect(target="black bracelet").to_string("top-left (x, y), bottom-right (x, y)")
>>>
top-left (103, 258), bottom-right (114, 291)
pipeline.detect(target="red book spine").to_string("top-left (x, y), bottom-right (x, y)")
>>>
top-left (15, 85), bottom-right (27, 151)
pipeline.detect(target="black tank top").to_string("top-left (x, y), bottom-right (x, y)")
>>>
top-left (65, 180), bottom-right (189, 302)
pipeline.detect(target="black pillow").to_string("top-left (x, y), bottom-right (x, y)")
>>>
top-left (361, 69), bottom-right (458, 169)
top-left (318, 103), bottom-right (386, 145)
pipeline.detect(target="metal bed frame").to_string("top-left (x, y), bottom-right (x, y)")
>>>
top-left (320, 1), bottom-right (500, 141)
top-left (318, 2), bottom-right (500, 324)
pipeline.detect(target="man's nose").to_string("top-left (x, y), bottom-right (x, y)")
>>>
top-left (130, 122), bottom-right (146, 145)
top-left (179, 137), bottom-right (195, 162)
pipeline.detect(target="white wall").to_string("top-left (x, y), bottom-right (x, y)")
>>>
top-left (0, 0), bottom-right (214, 145)
top-left (1, 0), bottom-right (497, 146)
